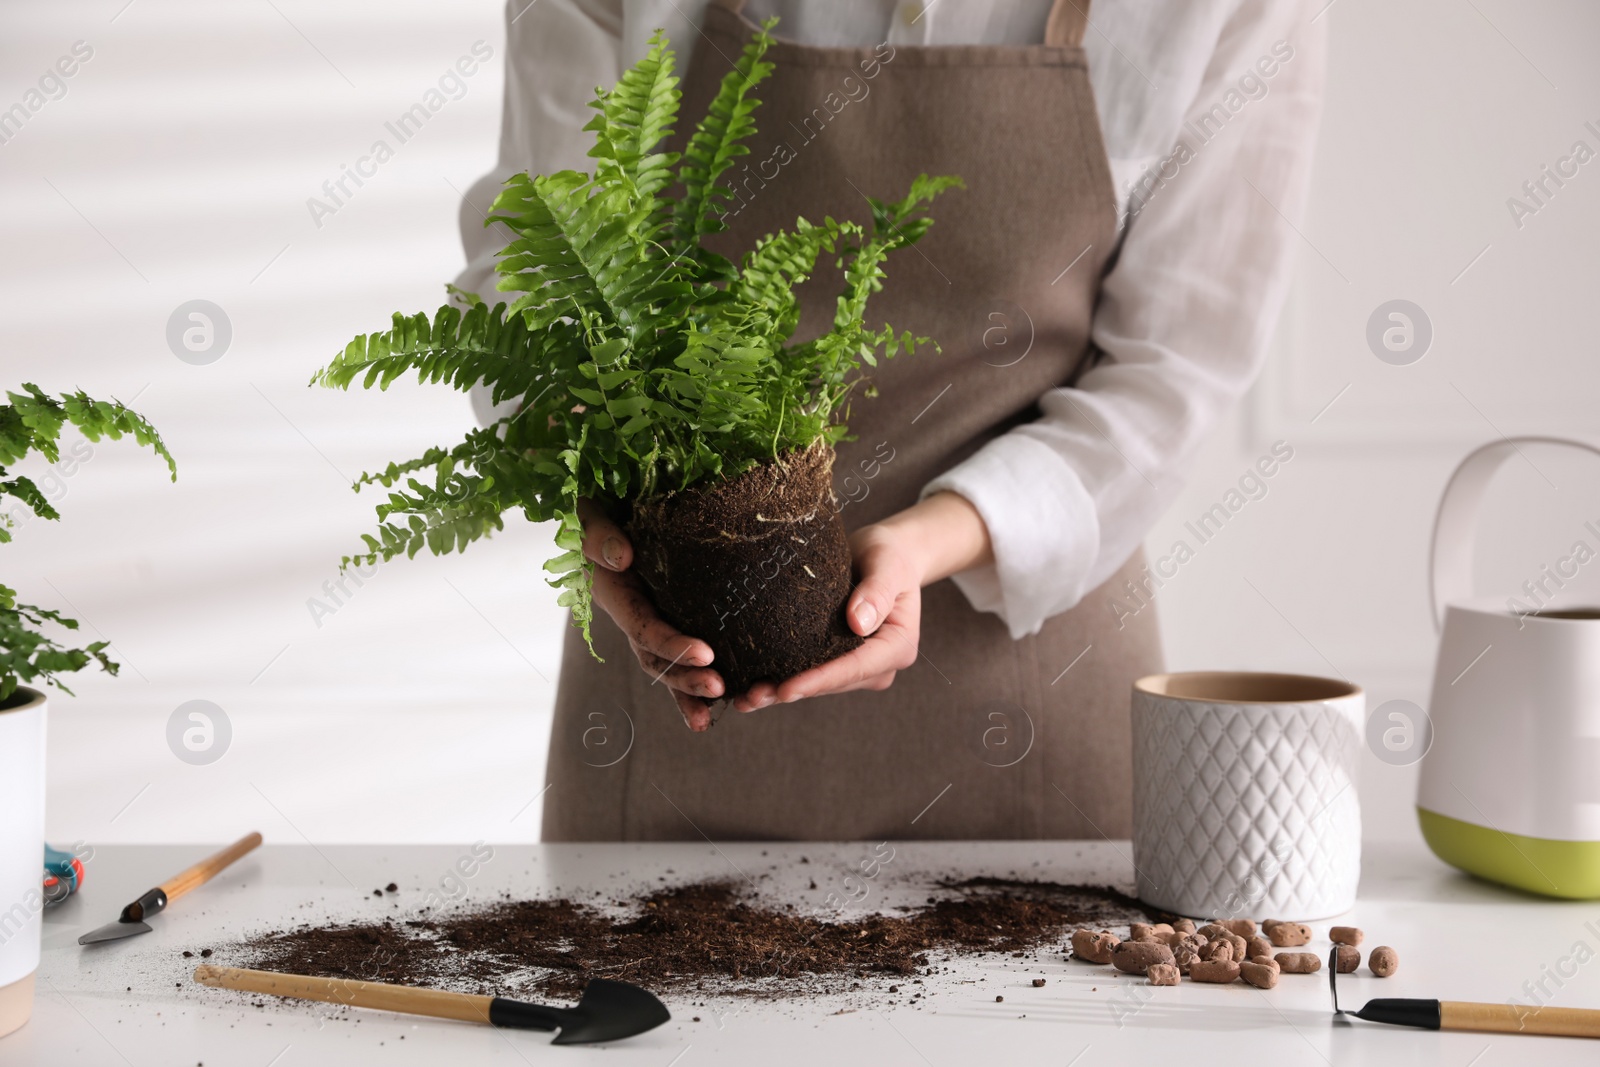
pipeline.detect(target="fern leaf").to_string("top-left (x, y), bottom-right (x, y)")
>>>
top-left (670, 19), bottom-right (776, 267)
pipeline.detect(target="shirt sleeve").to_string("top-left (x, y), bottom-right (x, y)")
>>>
top-left (921, 0), bottom-right (1328, 639)
top-left (455, 0), bottom-right (626, 428)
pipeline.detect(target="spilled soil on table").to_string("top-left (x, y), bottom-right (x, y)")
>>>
top-left (229, 878), bottom-right (1166, 999)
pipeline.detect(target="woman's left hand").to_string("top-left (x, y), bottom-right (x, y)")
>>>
top-left (730, 490), bottom-right (992, 711)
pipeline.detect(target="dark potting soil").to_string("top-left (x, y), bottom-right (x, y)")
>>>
top-left (627, 439), bottom-right (863, 695)
top-left (231, 878), bottom-right (1165, 1000)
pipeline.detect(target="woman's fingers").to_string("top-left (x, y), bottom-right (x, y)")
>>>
top-left (633, 645), bottom-right (726, 700)
top-left (576, 497), bottom-right (632, 571)
top-left (730, 682), bottom-right (777, 713)
top-left (774, 614), bottom-right (919, 703)
top-left (590, 566), bottom-right (714, 668)
top-left (845, 562), bottom-right (904, 636)
top-left (671, 689), bottom-right (715, 732)
top-left (586, 558), bottom-right (722, 731)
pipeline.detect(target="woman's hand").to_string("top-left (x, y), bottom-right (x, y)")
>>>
top-left (730, 491), bottom-right (993, 711)
top-left (578, 499), bottom-right (725, 732)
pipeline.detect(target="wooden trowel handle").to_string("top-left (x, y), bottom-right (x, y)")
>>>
top-left (160, 832), bottom-right (263, 902)
top-left (194, 965), bottom-right (495, 1024)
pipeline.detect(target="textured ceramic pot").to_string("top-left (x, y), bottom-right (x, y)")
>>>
top-left (0, 686), bottom-right (46, 1038)
top-left (1131, 672), bottom-right (1364, 920)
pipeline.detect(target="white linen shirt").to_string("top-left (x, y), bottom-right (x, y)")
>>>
top-left (457, 0), bottom-right (1327, 639)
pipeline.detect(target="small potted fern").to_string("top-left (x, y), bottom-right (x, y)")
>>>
top-left (314, 23), bottom-right (958, 694)
top-left (0, 384), bottom-right (173, 1037)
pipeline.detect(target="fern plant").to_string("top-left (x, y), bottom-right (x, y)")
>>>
top-left (313, 22), bottom-right (960, 655)
top-left (1, 384), bottom-right (175, 704)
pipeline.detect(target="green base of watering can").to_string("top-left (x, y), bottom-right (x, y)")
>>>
top-left (1419, 808), bottom-right (1600, 900)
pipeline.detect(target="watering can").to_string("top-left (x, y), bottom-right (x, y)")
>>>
top-left (1417, 436), bottom-right (1600, 898)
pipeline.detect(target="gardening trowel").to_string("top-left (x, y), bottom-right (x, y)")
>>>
top-left (78, 832), bottom-right (262, 945)
top-left (194, 964), bottom-right (672, 1045)
top-left (1329, 947), bottom-right (1600, 1039)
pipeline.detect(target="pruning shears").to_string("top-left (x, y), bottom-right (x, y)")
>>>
top-left (44, 843), bottom-right (85, 906)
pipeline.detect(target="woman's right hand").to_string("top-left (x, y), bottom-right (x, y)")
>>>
top-left (578, 499), bottom-right (725, 732)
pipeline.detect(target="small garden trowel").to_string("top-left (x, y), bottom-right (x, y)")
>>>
top-left (194, 965), bottom-right (672, 1044)
top-left (78, 832), bottom-right (262, 945)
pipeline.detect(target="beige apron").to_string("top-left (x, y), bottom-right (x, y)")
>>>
top-left (540, 0), bottom-right (1164, 841)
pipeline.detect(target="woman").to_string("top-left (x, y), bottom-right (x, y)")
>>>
top-left (457, 0), bottom-right (1325, 841)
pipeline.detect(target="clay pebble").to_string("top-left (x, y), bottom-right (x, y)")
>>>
top-left (1148, 963), bottom-right (1181, 986)
top-left (1275, 952), bottom-right (1322, 974)
top-left (1265, 921), bottom-right (1311, 947)
top-left (1112, 940), bottom-right (1175, 975)
top-left (1240, 959), bottom-right (1279, 989)
top-left (1190, 959), bottom-right (1241, 984)
top-left (1071, 928), bottom-right (1120, 965)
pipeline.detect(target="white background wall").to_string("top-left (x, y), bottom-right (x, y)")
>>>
top-left (5, 0), bottom-right (1600, 847)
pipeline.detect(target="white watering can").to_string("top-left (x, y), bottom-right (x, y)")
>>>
top-left (1417, 436), bottom-right (1600, 898)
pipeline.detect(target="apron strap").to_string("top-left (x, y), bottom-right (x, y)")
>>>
top-left (1044, 0), bottom-right (1092, 48)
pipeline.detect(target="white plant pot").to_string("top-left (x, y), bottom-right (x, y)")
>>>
top-left (1131, 672), bottom-right (1364, 920)
top-left (0, 686), bottom-right (46, 1039)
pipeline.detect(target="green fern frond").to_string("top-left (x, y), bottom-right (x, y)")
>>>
top-left (314, 19), bottom-right (959, 658)
top-left (585, 29), bottom-right (681, 201)
top-left (1, 384), bottom-right (172, 697)
top-left (671, 19), bottom-right (776, 274)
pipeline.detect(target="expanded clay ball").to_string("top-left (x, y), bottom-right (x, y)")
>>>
top-left (1190, 959), bottom-right (1240, 984)
top-left (1246, 935), bottom-right (1273, 961)
top-left (1275, 952), bottom-right (1322, 974)
top-left (1265, 921), bottom-right (1311, 947)
top-left (1215, 918), bottom-right (1257, 937)
top-left (1173, 918), bottom-right (1197, 936)
top-left (1330, 926), bottom-right (1364, 947)
top-left (1335, 945), bottom-right (1360, 973)
top-left (1112, 941), bottom-right (1175, 975)
top-left (1240, 959), bottom-right (1279, 989)
top-left (1130, 922), bottom-right (1174, 944)
top-left (1199, 939), bottom-right (1234, 963)
top-left (1173, 946), bottom-right (1203, 974)
top-left (1198, 924), bottom-right (1247, 962)
top-left (1148, 963), bottom-right (1180, 987)
top-left (1071, 928), bottom-right (1119, 964)
top-left (1369, 946), bottom-right (1399, 977)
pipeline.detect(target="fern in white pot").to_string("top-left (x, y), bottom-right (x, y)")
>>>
top-left (0, 385), bottom-right (172, 1037)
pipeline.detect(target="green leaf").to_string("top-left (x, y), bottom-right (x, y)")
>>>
top-left (310, 21), bottom-right (956, 661)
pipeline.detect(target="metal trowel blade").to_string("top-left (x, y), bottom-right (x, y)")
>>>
top-left (78, 919), bottom-right (153, 945)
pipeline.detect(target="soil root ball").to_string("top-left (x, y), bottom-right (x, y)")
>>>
top-left (628, 440), bottom-right (862, 694)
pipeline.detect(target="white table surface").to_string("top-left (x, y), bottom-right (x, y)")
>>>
top-left (10, 840), bottom-right (1600, 1065)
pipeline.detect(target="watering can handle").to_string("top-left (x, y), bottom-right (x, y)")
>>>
top-left (1430, 436), bottom-right (1600, 632)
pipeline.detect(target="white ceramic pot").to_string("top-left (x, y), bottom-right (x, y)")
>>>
top-left (0, 686), bottom-right (46, 1039)
top-left (1131, 672), bottom-right (1364, 920)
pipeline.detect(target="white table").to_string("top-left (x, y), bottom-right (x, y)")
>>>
top-left (10, 841), bottom-right (1600, 1064)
